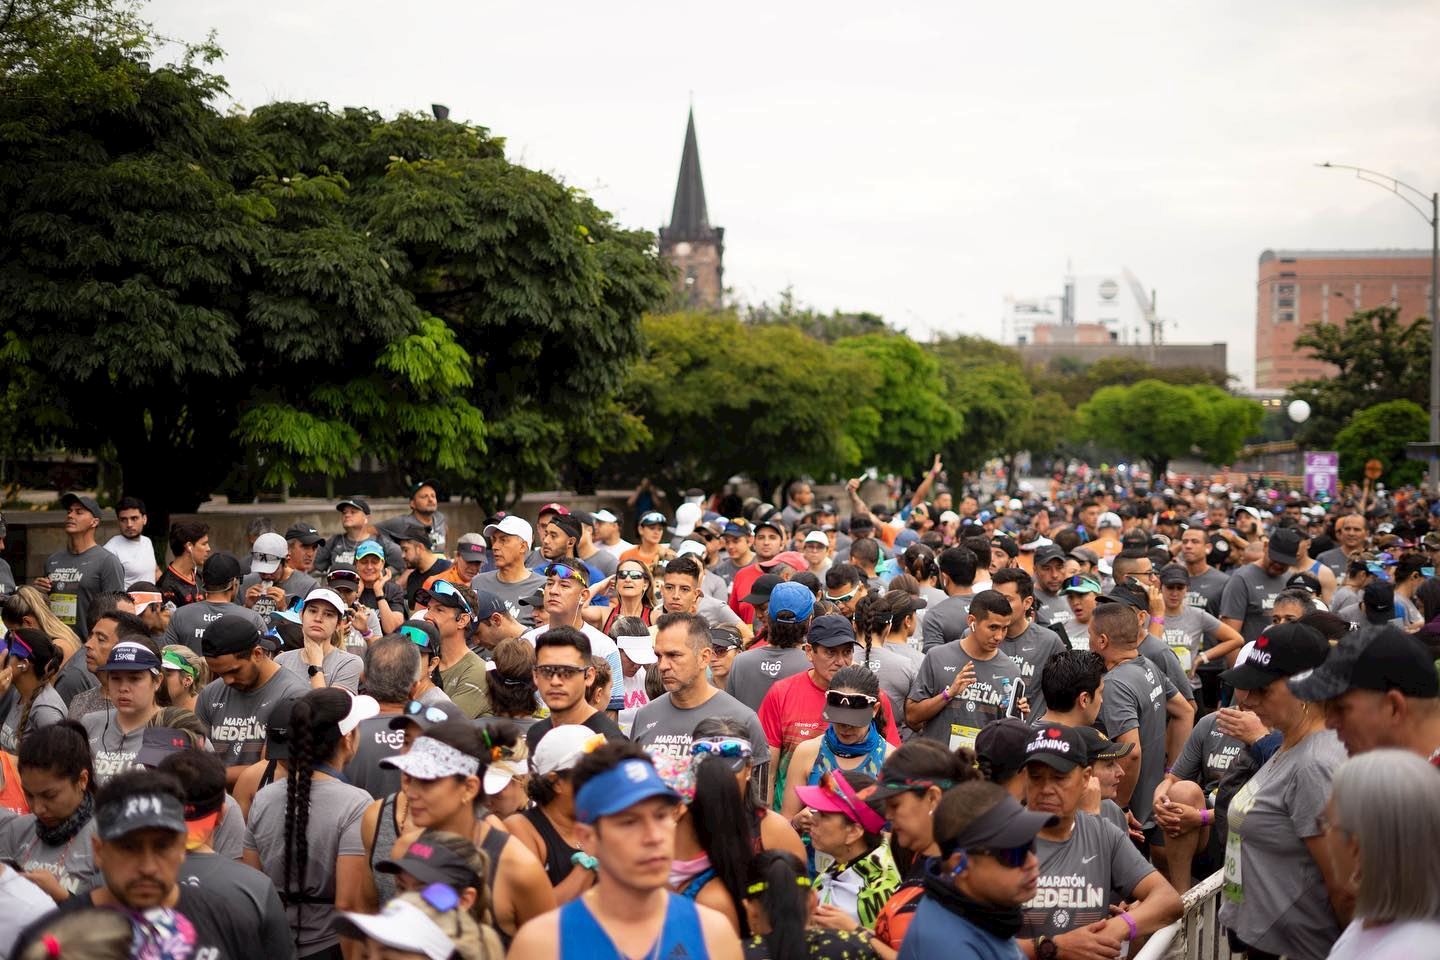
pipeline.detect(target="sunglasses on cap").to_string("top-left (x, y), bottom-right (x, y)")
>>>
top-left (534, 663), bottom-right (590, 681)
top-left (880, 776), bottom-right (956, 794)
top-left (403, 701), bottom-right (450, 724)
top-left (968, 841), bottom-right (1035, 869)
top-left (826, 690), bottom-right (878, 711)
top-left (421, 882), bottom-right (463, 938)
top-left (544, 563), bottom-right (588, 585)
top-left (399, 624), bottom-right (436, 649)
top-left (690, 737), bottom-right (752, 761)
top-left (253, 552), bottom-right (284, 564)
top-left (328, 570), bottom-right (360, 586)
top-left (3, 633), bottom-right (33, 659)
top-left (424, 580), bottom-right (472, 614)
top-left (639, 513), bottom-right (667, 527)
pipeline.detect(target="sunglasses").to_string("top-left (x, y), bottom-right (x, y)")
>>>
top-left (1064, 575), bottom-right (1097, 589)
top-left (616, 569), bottom-right (647, 581)
top-left (425, 580), bottom-right (472, 614)
top-left (826, 690), bottom-right (878, 711)
top-left (534, 664), bottom-right (589, 681)
top-left (328, 570), bottom-right (360, 585)
top-left (710, 644), bottom-right (735, 657)
top-left (969, 841), bottom-right (1035, 869)
top-left (544, 563), bottom-right (587, 585)
top-left (404, 701), bottom-right (450, 724)
top-left (399, 624), bottom-right (434, 649)
top-left (824, 588), bottom-right (859, 603)
top-left (691, 737), bottom-right (752, 760)
top-left (5, 633), bottom-right (32, 659)
top-left (880, 776), bottom-right (956, 795)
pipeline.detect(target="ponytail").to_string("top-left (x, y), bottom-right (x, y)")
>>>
top-left (282, 687), bottom-right (349, 935)
top-left (746, 850), bottom-right (810, 960)
top-left (12, 627), bottom-right (60, 750)
top-left (690, 755), bottom-right (755, 937)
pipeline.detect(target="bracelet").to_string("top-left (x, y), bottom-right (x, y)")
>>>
top-left (570, 851), bottom-right (598, 871)
top-left (1119, 911), bottom-right (1139, 942)
top-left (1151, 616), bottom-right (1166, 625)
top-left (1200, 808), bottom-right (1212, 826)
top-left (941, 687), bottom-right (954, 702)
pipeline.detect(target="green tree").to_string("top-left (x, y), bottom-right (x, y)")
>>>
top-left (1288, 306), bottom-right (1430, 448)
top-left (832, 334), bottom-right (961, 476)
top-left (1334, 400), bottom-right (1428, 488)
top-left (743, 287), bottom-right (895, 342)
top-left (1189, 386), bottom-right (1265, 466)
top-left (926, 335), bottom-right (1032, 474)
top-left (1076, 380), bottom-right (1202, 480)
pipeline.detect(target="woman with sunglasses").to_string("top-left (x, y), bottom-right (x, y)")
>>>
top-left (374, 721), bottom-right (554, 947)
top-left (0, 629), bottom-right (65, 754)
top-left (1020, 723), bottom-right (1181, 959)
top-left (656, 752), bottom-right (754, 936)
top-left (588, 559), bottom-right (656, 633)
top-left (159, 644), bottom-right (208, 712)
top-left (0, 721), bottom-right (98, 902)
top-left (794, 769), bottom-right (901, 935)
top-left (690, 718), bottom-right (807, 863)
top-left (779, 665), bottom-right (893, 826)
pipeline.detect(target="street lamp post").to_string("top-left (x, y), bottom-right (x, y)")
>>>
top-left (1318, 162), bottom-right (1440, 495)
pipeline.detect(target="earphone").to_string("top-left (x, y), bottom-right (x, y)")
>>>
top-left (950, 852), bottom-right (969, 877)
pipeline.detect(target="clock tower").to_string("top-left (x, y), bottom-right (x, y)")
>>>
top-left (659, 109), bottom-right (724, 309)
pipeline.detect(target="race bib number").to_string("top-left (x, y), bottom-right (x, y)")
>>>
top-left (49, 592), bottom-right (78, 625)
top-left (949, 724), bottom-right (981, 752)
top-left (1170, 645), bottom-right (1194, 672)
top-left (1224, 779), bottom-right (1259, 903)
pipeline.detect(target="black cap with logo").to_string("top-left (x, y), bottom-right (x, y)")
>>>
top-left (1289, 626), bottom-right (1440, 701)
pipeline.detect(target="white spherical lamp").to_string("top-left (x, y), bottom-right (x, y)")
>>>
top-left (1287, 399), bottom-right (1311, 424)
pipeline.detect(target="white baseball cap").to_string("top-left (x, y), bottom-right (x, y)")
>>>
top-left (303, 588), bottom-right (348, 618)
top-left (483, 756), bottom-right (529, 795)
top-left (616, 634), bottom-right (658, 665)
top-left (335, 899), bottom-right (455, 960)
top-left (1096, 512), bottom-right (1123, 530)
top-left (251, 532), bottom-right (288, 574)
top-left (675, 539), bottom-right (707, 560)
top-left (939, 510), bottom-right (960, 524)
top-left (803, 530), bottom-right (829, 547)
top-left (484, 515), bottom-right (534, 549)
top-left (532, 724), bottom-right (604, 776)
top-left (592, 509), bottom-right (618, 524)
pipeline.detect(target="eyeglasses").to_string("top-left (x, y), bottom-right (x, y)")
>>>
top-left (616, 569), bottom-right (647, 581)
top-left (824, 588), bottom-right (859, 603)
top-left (544, 563), bottom-right (588, 585)
top-left (534, 664), bottom-right (589, 681)
top-left (425, 580), bottom-right (472, 614)
top-left (969, 841), bottom-right (1035, 869)
top-left (691, 737), bottom-right (752, 760)
top-left (826, 690), bottom-right (878, 711)
top-left (404, 701), bottom-right (450, 724)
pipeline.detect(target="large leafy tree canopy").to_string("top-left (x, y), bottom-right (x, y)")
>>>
top-left (1076, 379), bottom-right (1262, 480)
top-left (0, 0), bottom-right (670, 523)
top-left (1334, 400), bottom-right (1429, 489)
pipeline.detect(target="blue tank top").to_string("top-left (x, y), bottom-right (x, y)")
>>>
top-left (559, 892), bottom-right (708, 960)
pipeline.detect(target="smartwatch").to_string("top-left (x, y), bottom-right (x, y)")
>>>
top-left (308, 665), bottom-right (323, 678)
top-left (1035, 936), bottom-right (1059, 960)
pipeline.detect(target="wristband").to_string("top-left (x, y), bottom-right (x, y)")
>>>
top-left (1151, 616), bottom-right (1166, 625)
top-left (1119, 911), bottom-right (1138, 942)
top-left (571, 851), bottom-right (598, 871)
top-left (941, 687), bottom-right (954, 702)
top-left (1200, 808), bottom-right (1212, 826)
top-left (1198, 651), bottom-right (1210, 665)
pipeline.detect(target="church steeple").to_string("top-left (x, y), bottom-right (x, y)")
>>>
top-left (659, 108), bottom-right (724, 309)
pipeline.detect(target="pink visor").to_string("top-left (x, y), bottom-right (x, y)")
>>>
top-left (794, 771), bottom-right (887, 834)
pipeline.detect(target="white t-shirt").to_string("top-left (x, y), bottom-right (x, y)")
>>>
top-left (104, 534), bottom-right (157, 587)
top-left (521, 622), bottom-right (624, 707)
top-left (0, 865), bottom-right (55, 957)
top-left (1327, 919), bottom-right (1440, 960)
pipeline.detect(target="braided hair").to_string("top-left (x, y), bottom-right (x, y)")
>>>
top-left (12, 628), bottom-right (61, 750)
top-left (853, 592), bottom-right (912, 668)
top-left (282, 687), bottom-right (350, 931)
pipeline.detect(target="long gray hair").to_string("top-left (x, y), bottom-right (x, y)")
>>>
top-left (1331, 748), bottom-right (1440, 923)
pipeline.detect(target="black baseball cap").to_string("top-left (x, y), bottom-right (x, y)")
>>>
top-left (201, 614), bottom-right (264, 657)
top-left (59, 492), bottom-right (102, 518)
top-left (96, 789), bottom-right (186, 841)
top-left (134, 727), bottom-right (194, 769)
top-left (1075, 724), bottom-right (1133, 762)
top-left (1097, 581), bottom-right (1148, 611)
top-left (1221, 622), bottom-right (1330, 690)
top-left (388, 699), bottom-right (466, 732)
top-left (1363, 581), bottom-right (1396, 624)
top-left (1034, 544), bottom-right (1067, 566)
top-left (974, 718), bottom-right (1033, 784)
top-left (1158, 563), bottom-right (1190, 587)
top-left (938, 791), bottom-right (1057, 854)
top-left (337, 497), bottom-right (371, 515)
top-left (807, 614), bottom-right (857, 648)
top-left (1289, 626), bottom-right (1440, 701)
top-left (742, 573), bottom-right (783, 606)
top-left (1267, 528), bottom-right (1302, 566)
top-left (377, 836), bottom-right (481, 888)
top-left (262, 699), bottom-right (295, 761)
top-left (1023, 724), bottom-right (1089, 772)
top-left (550, 514), bottom-right (583, 542)
top-left (392, 518), bottom-right (431, 545)
top-left (708, 627), bottom-right (742, 650)
top-left (201, 552), bottom-right (244, 589)
top-left (990, 535), bottom-right (1018, 559)
top-left (285, 523), bottom-right (323, 546)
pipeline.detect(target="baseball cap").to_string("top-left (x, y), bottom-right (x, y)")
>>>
top-left (1234, 505), bottom-right (1263, 522)
top-left (377, 837), bottom-right (483, 889)
top-left (456, 533), bottom-right (486, 561)
top-left (98, 641), bottom-right (162, 674)
top-left (335, 899), bottom-right (457, 960)
top-left (59, 492), bottom-right (102, 518)
top-left (201, 614), bottom-right (264, 658)
top-left (1119, 529), bottom-right (1150, 556)
top-left (484, 515), bottom-right (533, 549)
top-left (675, 539), bottom-right (707, 561)
top-left (326, 564), bottom-right (361, 591)
top-left (768, 580), bottom-right (815, 622)
top-left (336, 497), bottom-right (371, 515)
top-left (388, 699), bottom-right (465, 732)
top-left (550, 514), bottom-right (583, 542)
top-left (742, 573), bottom-right (784, 606)
top-left (1096, 512), bottom-right (1122, 530)
top-left (134, 727), bottom-right (194, 769)
top-left (336, 692), bottom-right (380, 736)
top-left (803, 530), bottom-right (830, 547)
top-left (1069, 547), bottom-right (1099, 565)
top-left (846, 515), bottom-right (873, 534)
top-left (469, 590), bottom-right (507, 621)
top-left (1076, 724), bottom-right (1133, 762)
top-left (1060, 574), bottom-right (1101, 596)
top-left (794, 771), bottom-right (887, 834)
top-left (939, 791), bottom-right (1057, 854)
top-left (1267, 528), bottom-right (1302, 566)
top-left (1289, 626), bottom-right (1440, 701)
top-left (538, 502), bottom-right (570, 518)
top-left (760, 550), bottom-right (809, 572)
top-left (1096, 581), bottom-right (1148, 610)
top-left (302, 588), bottom-right (348, 618)
top-left (381, 735), bottom-right (480, 779)
top-left (592, 509), bottom-right (618, 524)
top-left (201, 552), bottom-right (243, 589)
top-left (1034, 544), bottom-right (1067, 566)
top-left (616, 634), bottom-right (657, 665)
top-left (285, 523), bottom-right (323, 546)
top-left (532, 726), bottom-right (606, 776)
top-left (264, 699), bottom-right (295, 761)
top-left (1158, 563), bottom-right (1190, 587)
top-left (1221, 622), bottom-right (1330, 690)
top-left (418, 580), bottom-right (471, 614)
top-left (1285, 571), bottom-right (1323, 596)
top-left (990, 535), bottom-right (1019, 559)
top-left (251, 532), bottom-right (288, 575)
top-left (722, 519), bottom-right (753, 537)
top-left (354, 539), bottom-right (386, 561)
top-left (95, 788), bottom-right (187, 841)
top-left (808, 614), bottom-right (857, 648)
top-left (1363, 581), bottom-right (1396, 624)
top-left (391, 519), bottom-right (431, 546)
top-left (574, 756), bottom-right (680, 825)
top-left (707, 627), bottom-right (742, 650)
top-left (1023, 724), bottom-right (1089, 772)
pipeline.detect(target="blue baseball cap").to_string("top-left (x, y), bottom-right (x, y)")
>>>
top-left (355, 540), bottom-right (385, 561)
top-left (574, 757), bottom-right (681, 825)
top-left (722, 519), bottom-right (753, 537)
top-left (768, 580), bottom-right (815, 622)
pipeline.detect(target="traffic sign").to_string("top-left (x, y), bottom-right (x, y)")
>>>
top-left (1365, 459), bottom-right (1384, 481)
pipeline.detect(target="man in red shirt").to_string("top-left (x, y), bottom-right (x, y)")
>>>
top-left (727, 516), bottom-right (790, 624)
top-left (758, 613), bottom-right (900, 807)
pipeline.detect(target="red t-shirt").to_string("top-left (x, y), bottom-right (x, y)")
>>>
top-left (728, 561), bottom-right (765, 624)
top-left (758, 669), bottom-right (901, 807)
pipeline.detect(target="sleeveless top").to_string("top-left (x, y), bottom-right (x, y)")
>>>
top-left (371, 793), bottom-right (401, 904)
top-left (0, 752), bottom-right (29, 814)
top-left (808, 733), bottom-right (888, 786)
top-left (603, 604), bottom-right (652, 633)
top-left (559, 892), bottom-right (708, 960)
top-left (522, 806), bottom-right (580, 886)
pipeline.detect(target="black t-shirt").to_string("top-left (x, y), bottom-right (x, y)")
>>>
top-left (358, 581), bottom-right (407, 616)
top-left (404, 557), bottom-right (453, 609)
top-left (525, 709), bottom-right (627, 753)
top-left (158, 565), bottom-right (203, 608)
top-left (17, 883), bottom-right (255, 960)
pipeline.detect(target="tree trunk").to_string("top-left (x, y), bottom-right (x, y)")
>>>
top-left (1148, 456), bottom-right (1170, 488)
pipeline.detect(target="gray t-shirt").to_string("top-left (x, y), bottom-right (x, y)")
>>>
top-left (701, 569), bottom-right (728, 602)
top-left (1138, 634), bottom-right (1194, 703)
top-left (246, 776), bottom-right (371, 956)
top-left (921, 595), bottom-right (973, 652)
top-left (82, 708), bottom-right (147, 783)
top-left (240, 569), bottom-right (319, 621)
top-left (1099, 799), bottom-right (1128, 836)
top-left (343, 714), bottom-right (407, 800)
top-left (1097, 655), bottom-right (1171, 828)
top-left (195, 667), bottom-right (310, 767)
top-left (65, 684), bottom-right (106, 721)
top-left (212, 794), bottom-right (249, 861)
top-left (1315, 547), bottom-right (1350, 580)
top-left (53, 652), bottom-right (97, 707)
top-left (0, 814), bottom-right (98, 896)
top-left (1219, 730), bottom-right (1347, 960)
top-left (45, 544), bottom-right (125, 640)
top-left (861, 644), bottom-right (920, 734)
top-left (1219, 564), bottom-right (1292, 644)
top-left (1063, 618), bottom-right (1090, 649)
top-left (179, 851), bottom-right (293, 960)
top-left (696, 595), bottom-right (742, 628)
top-left (1172, 712), bottom-right (1246, 798)
top-left (725, 645), bottom-right (810, 713)
top-left (0, 558), bottom-right (15, 600)
top-left (908, 644), bottom-right (1022, 751)
top-left (315, 531), bottom-right (402, 575)
top-left (0, 686), bottom-right (66, 753)
top-left (471, 569), bottom-right (547, 627)
top-left (1163, 605), bottom-right (1223, 680)
top-left (276, 647), bottom-right (363, 693)
top-left (1034, 588), bottom-right (1072, 627)
top-left (164, 601), bottom-right (265, 653)
top-left (1185, 566), bottom-right (1230, 618)
top-left (1000, 622), bottom-right (1068, 719)
top-left (630, 690), bottom-right (771, 767)
top-left (582, 548), bottom-right (618, 579)
top-left (1020, 812), bottom-right (1155, 940)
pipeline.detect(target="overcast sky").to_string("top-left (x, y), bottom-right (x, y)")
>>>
top-left (146, 1), bottom-right (1440, 387)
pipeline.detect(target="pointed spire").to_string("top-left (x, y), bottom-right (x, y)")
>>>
top-left (666, 109), bottom-right (711, 240)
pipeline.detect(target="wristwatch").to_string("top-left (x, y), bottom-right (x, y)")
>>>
top-left (308, 665), bottom-right (323, 678)
top-left (1035, 936), bottom-right (1059, 960)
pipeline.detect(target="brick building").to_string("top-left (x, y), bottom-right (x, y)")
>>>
top-left (1255, 248), bottom-right (1433, 389)
top-left (659, 109), bottom-right (724, 309)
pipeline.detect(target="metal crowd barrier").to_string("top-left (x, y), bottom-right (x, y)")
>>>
top-left (1134, 871), bottom-right (1244, 960)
